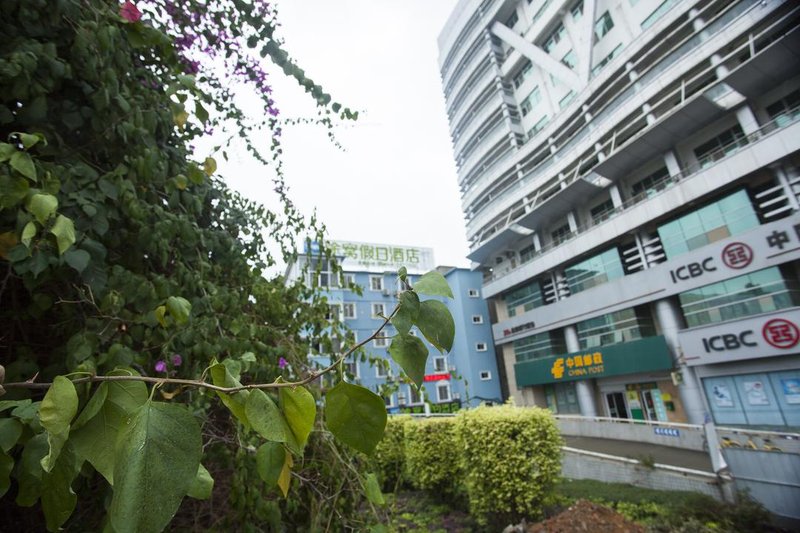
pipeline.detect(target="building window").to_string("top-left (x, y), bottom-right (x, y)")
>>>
top-left (594, 11), bottom-right (614, 40)
top-left (342, 273), bottom-right (356, 289)
top-left (520, 86), bottom-right (542, 117)
top-left (369, 275), bottom-right (384, 291)
top-left (327, 304), bottom-right (341, 321)
top-left (766, 88), bottom-right (800, 126)
top-left (307, 257), bottom-right (337, 288)
top-left (544, 24), bottom-right (566, 53)
top-left (703, 369), bottom-right (800, 428)
top-left (475, 342), bottom-right (488, 352)
top-left (408, 385), bottom-right (422, 404)
top-left (383, 393), bottom-right (395, 408)
top-left (514, 331), bottom-right (566, 363)
top-left (657, 189), bottom-right (759, 259)
top-left (570, 0), bottom-right (583, 20)
top-left (433, 356), bottom-right (447, 373)
top-left (343, 302), bottom-right (356, 319)
top-left (551, 223), bottom-right (572, 245)
top-left (679, 267), bottom-right (800, 328)
top-left (591, 44), bottom-right (623, 77)
top-left (512, 60), bottom-right (533, 89)
top-left (506, 11), bottom-right (519, 29)
top-left (344, 359), bottom-right (359, 379)
top-left (371, 303), bottom-right (385, 318)
top-left (479, 371), bottom-right (492, 381)
top-left (576, 306), bottom-right (655, 349)
top-left (471, 315), bottom-right (484, 324)
top-left (561, 49), bottom-right (577, 70)
top-left (436, 382), bottom-right (451, 402)
top-left (544, 382), bottom-right (581, 414)
top-left (565, 247), bottom-right (625, 295)
top-left (558, 90), bottom-right (576, 109)
top-left (374, 336), bottom-right (388, 348)
top-left (641, 0), bottom-right (679, 30)
top-left (631, 166), bottom-right (670, 199)
top-left (528, 115), bottom-right (550, 139)
top-left (468, 288), bottom-right (480, 298)
top-left (519, 242), bottom-right (538, 263)
top-left (694, 125), bottom-right (747, 168)
top-left (375, 362), bottom-right (390, 378)
top-left (590, 198), bottom-right (615, 224)
top-left (506, 280), bottom-right (544, 317)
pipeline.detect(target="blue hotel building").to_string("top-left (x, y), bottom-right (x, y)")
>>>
top-left (286, 240), bottom-right (503, 411)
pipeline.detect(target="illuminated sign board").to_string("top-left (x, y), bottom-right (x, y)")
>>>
top-left (306, 240), bottom-right (435, 274)
top-left (424, 373), bottom-right (451, 382)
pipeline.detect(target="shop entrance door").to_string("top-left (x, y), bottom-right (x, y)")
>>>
top-left (605, 392), bottom-right (628, 419)
top-left (641, 389), bottom-right (659, 421)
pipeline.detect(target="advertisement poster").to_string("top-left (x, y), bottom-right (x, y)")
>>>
top-left (781, 379), bottom-right (800, 404)
top-left (744, 381), bottom-right (770, 406)
top-left (712, 385), bottom-right (734, 407)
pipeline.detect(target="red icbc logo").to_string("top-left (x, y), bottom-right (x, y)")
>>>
top-left (762, 319), bottom-right (800, 349)
top-left (721, 242), bottom-right (753, 269)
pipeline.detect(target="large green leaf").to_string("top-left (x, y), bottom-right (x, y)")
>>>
top-left (388, 333), bottom-right (428, 387)
top-left (10, 151), bottom-right (36, 180)
top-left (49, 215), bottom-right (75, 255)
top-left (21, 220), bottom-right (36, 247)
top-left (417, 300), bottom-right (455, 353)
top-left (41, 443), bottom-right (80, 532)
top-left (71, 379), bottom-right (147, 484)
top-left (413, 271), bottom-right (453, 299)
top-left (110, 401), bottom-right (202, 533)
top-left (364, 472), bottom-right (385, 505)
top-left (0, 451), bottom-right (12, 498)
top-left (26, 193), bottom-right (58, 224)
top-left (279, 385), bottom-right (316, 448)
top-left (245, 389), bottom-right (287, 442)
top-left (391, 290), bottom-right (419, 335)
top-left (255, 441), bottom-right (285, 488)
top-left (39, 376), bottom-right (78, 472)
top-left (71, 383), bottom-right (108, 431)
top-left (166, 295), bottom-right (191, 325)
top-left (325, 382), bottom-right (387, 455)
top-left (209, 362), bottom-right (250, 429)
top-left (0, 418), bottom-right (23, 452)
top-left (187, 464), bottom-right (213, 500)
top-left (16, 433), bottom-right (48, 506)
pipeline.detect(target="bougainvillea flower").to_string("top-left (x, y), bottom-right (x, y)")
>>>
top-left (155, 360), bottom-right (167, 373)
top-left (171, 354), bottom-right (183, 366)
top-left (120, 1), bottom-right (142, 23)
top-left (278, 357), bottom-right (288, 369)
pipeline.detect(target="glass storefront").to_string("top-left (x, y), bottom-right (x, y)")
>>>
top-left (679, 267), bottom-right (800, 328)
top-left (506, 280), bottom-right (544, 317)
top-left (513, 331), bottom-right (565, 363)
top-left (576, 307), bottom-right (655, 349)
top-left (545, 382), bottom-right (581, 414)
top-left (703, 370), bottom-right (800, 428)
top-left (657, 189), bottom-right (760, 259)
top-left (565, 247), bottom-right (624, 295)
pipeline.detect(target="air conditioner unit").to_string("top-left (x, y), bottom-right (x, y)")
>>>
top-left (448, 365), bottom-right (456, 372)
top-left (381, 288), bottom-right (390, 296)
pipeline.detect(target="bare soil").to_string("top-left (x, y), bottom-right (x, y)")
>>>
top-left (526, 500), bottom-right (644, 533)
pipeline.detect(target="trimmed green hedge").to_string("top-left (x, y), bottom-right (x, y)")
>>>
top-left (372, 415), bottom-right (410, 490)
top-left (404, 417), bottom-right (461, 500)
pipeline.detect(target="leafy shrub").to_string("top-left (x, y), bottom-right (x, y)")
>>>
top-left (372, 415), bottom-right (410, 491)
top-left (454, 405), bottom-right (562, 526)
top-left (404, 417), bottom-right (461, 501)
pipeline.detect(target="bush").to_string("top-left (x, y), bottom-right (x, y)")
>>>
top-left (404, 417), bottom-right (461, 501)
top-left (454, 405), bottom-right (562, 526)
top-left (372, 415), bottom-right (410, 491)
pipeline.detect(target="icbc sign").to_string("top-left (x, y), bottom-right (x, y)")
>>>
top-left (701, 318), bottom-right (800, 353)
top-left (669, 242), bottom-right (755, 284)
top-left (762, 319), bottom-right (800, 349)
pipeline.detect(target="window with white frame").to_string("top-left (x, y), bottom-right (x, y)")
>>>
top-left (327, 304), bottom-right (341, 322)
top-left (371, 303), bottom-right (385, 318)
top-left (476, 342), bottom-right (488, 352)
top-left (433, 356), bottom-right (447, 373)
top-left (480, 370), bottom-right (492, 381)
top-left (344, 360), bottom-right (359, 379)
top-left (373, 336), bottom-right (388, 348)
top-left (471, 315), bottom-right (484, 324)
top-left (436, 382), bottom-right (451, 402)
top-left (343, 302), bottom-right (356, 319)
top-left (342, 273), bottom-right (356, 289)
top-left (408, 385), bottom-right (422, 404)
top-left (369, 275), bottom-right (384, 291)
top-left (594, 11), bottom-right (614, 40)
top-left (307, 257), bottom-right (337, 288)
top-left (383, 393), bottom-right (395, 408)
top-left (468, 288), bottom-right (480, 298)
top-left (375, 362), bottom-right (390, 378)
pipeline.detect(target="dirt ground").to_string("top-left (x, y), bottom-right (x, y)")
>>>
top-left (526, 500), bottom-right (644, 533)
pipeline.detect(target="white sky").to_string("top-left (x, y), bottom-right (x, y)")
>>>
top-left (214, 0), bottom-right (468, 269)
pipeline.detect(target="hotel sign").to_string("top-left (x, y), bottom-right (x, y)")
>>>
top-left (514, 336), bottom-right (673, 387)
top-left (680, 308), bottom-right (800, 366)
top-left (306, 240), bottom-right (434, 274)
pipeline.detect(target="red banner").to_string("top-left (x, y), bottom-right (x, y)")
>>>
top-left (424, 373), bottom-right (450, 382)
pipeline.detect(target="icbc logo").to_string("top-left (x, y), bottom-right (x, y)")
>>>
top-left (722, 242), bottom-right (753, 269)
top-left (762, 319), bottom-right (800, 349)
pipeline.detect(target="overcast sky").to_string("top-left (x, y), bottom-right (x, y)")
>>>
top-left (215, 0), bottom-right (468, 268)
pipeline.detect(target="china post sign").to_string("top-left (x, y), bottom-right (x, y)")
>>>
top-left (514, 336), bottom-right (673, 387)
top-left (308, 240), bottom-right (434, 274)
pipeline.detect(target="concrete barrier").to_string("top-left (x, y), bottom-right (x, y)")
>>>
top-left (555, 415), bottom-right (706, 451)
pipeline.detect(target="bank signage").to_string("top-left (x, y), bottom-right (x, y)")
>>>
top-left (514, 336), bottom-right (673, 387)
top-left (306, 240), bottom-right (435, 274)
top-left (680, 309), bottom-right (800, 366)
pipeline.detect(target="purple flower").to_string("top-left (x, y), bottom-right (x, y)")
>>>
top-left (155, 360), bottom-right (167, 373)
top-left (278, 357), bottom-right (288, 369)
top-left (171, 354), bottom-right (183, 367)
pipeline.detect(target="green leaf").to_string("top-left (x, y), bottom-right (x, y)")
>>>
top-left (245, 389), bottom-right (287, 442)
top-left (0, 143), bottom-right (15, 162)
top-left (39, 376), bottom-right (78, 472)
top-left (388, 333), bottom-right (428, 387)
top-left (110, 401), bottom-right (202, 533)
top-left (71, 378), bottom-right (148, 484)
top-left (71, 383), bottom-right (108, 431)
top-left (187, 464), bottom-right (213, 500)
top-left (398, 266), bottom-right (407, 281)
top-left (41, 443), bottom-right (79, 532)
top-left (413, 271), bottom-right (453, 299)
top-left (277, 452), bottom-right (293, 498)
top-left (64, 248), bottom-right (91, 273)
top-left (21, 221), bottom-right (36, 247)
top-left (417, 300), bottom-right (455, 353)
top-left (325, 382), bottom-right (387, 455)
top-left (50, 215), bottom-right (75, 255)
top-left (203, 156), bottom-right (217, 176)
top-left (0, 175), bottom-right (29, 209)
top-left (209, 363), bottom-right (250, 429)
top-left (166, 295), bottom-right (191, 325)
top-left (392, 290), bottom-right (419, 335)
top-left (15, 132), bottom-right (45, 149)
top-left (175, 174), bottom-right (188, 190)
top-left (155, 305), bottom-right (167, 327)
top-left (0, 418), bottom-right (23, 452)
top-left (195, 102), bottom-right (209, 124)
top-left (279, 385), bottom-right (316, 448)
top-left (256, 441), bottom-right (285, 488)
top-left (16, 433), bottom-right (47, 506)
top-left (10, 151), bottom-right (36, 180)
top-left (0, 451), bottom-right (12, 498)
top-left (365, 472), bottom-right (385, 505)
top-left (27, 193), bottom-right (58, 224)
top-left (0, 399), bottom-right (31, 414)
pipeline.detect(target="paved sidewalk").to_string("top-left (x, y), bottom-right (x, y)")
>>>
top-left (563, 436), bottom-right (714, 472)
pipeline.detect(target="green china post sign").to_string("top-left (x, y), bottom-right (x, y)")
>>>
top-left (514, 336), bottom-right (674, 387)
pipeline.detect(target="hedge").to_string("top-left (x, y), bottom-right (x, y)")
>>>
top-left (372, 415), bottom-right (410, 490)
top-left (404, 417), bottom-right (461, 500)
